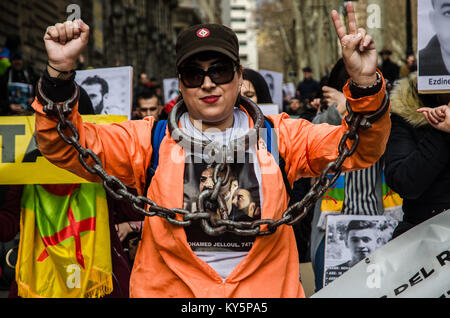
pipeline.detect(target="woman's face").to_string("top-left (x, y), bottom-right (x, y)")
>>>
top-left (240, 79), bottom-right (258, 104)
top-left (179, 56), bottom-right (243, 131)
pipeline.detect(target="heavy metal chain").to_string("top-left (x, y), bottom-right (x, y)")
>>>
top-left (43, 87), bottom-right (387, 237)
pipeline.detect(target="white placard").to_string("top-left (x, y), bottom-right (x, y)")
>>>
top-left (417, 0), bottom-right (450, 93)
top-left (258, 103), bottom-right (279, 116)
top-left (312, 210), bottom-right (450, 298)
top-left (259, 70), bottom-right (283, 111)
top-left (163, 78), bottom-right (180, 104)
top-left (282, 82), bottom-right (296, 100)
top-left (75, 66), bottom-right (133, 118)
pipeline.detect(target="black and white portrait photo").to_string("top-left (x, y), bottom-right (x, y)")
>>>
top-left (75, 66), bottom-right (133, 118)
top-left (163, 77), bottom-right (180, 104)
top-left (258, 69), bottom-right (283, 109)
top-left (323, 215), bottom-right (398, 287)
top-left (418, 0), bottom-right (450, 92)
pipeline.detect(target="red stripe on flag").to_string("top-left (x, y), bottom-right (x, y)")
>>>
top-left (67, 205), bottom-right (85, 269)
top-left (36, 186), bottom-right (97, 266)
top-left (37, 249), bottom-right (49, 262)
top-left (40, 217), bottom-right (96, 247)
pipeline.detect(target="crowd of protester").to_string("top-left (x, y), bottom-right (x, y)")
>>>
top-left (0, 12), bottom-right (447, 298)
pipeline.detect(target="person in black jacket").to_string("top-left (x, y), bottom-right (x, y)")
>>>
top-left (0, 51), bottom-right (37, 115)
top-left (378, 48), bottom-right (400, 85)
top-left (384, 72), bottom-right (450, 237)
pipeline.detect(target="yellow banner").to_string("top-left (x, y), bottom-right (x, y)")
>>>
top-left (0, 115), bottom-right (127, 184)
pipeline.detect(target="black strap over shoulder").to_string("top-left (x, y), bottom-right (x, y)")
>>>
top-left (263, 116), bottom-right (293, 198)
top-left (144, 120), bottom-right (167, 196)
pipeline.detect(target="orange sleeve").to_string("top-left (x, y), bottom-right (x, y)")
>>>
top-left (271, 78), bottom-right (391, 184)
top-left (32, 98), bottom-right (155, 195)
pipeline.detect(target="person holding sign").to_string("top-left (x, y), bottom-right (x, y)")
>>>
top-left (385, 72), bottom-right (450, 237)
top-left (32, 3), bottom-right (390, 298)
top-left (0, 51), bottom-right (37, 115)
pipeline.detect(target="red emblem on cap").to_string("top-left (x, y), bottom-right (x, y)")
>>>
top-left (196, 28), bottom-right (210, 38)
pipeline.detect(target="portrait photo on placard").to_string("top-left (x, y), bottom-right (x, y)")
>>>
top-left (323, 215), bottom-right (398, 287)
top-left (417, 0), bottom-right (450, 93)
top-left (7, 82), bottom-right (33, 111)
top-left (259, 70), bottom-right (283, 109)
top-left (282, 82), bottom-right (296, 100)
top-left (75, 66), bottom-right (133, 118)
top-left (163, 78), bottom-right (180, 104)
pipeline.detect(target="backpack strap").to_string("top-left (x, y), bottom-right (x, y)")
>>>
top-left (263, 117), bottom-right (293, 197)
top-left (144, 120), bottom-right (168, 195)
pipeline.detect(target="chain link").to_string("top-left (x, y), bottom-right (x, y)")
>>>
top-left (44, 94), bottom-right (387, 236)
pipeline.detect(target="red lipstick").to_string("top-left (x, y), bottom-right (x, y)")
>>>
top-left (201, 95), bottom-right (220, 104)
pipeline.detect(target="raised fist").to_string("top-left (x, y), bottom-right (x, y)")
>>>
top-left (44, 19), bottom-right (90, 73)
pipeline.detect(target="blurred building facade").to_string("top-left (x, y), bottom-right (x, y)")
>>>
top-left (353, 0), bottom-right (418, 67)
top-left (256, 0), bottom-right (418, 84)
top-left (0, 0), bottom-right (223, 86)
top-left (222, 0), bottom-right (259, 70)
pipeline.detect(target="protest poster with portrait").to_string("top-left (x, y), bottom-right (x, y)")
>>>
top-left (313, 210), bottom-right (450, 298)
top-left (163, 78), bottom-right (180, 104)
top-left (323, 214), bottom-right (398, 287)
top-left (282, 82), bottom-right (296, 99)
top-left (258, 70), bottom-right (283, 109)
top-left (8, 82), bottom-right (33, 111)
top-left (417, 0), bottom-right (450, 93)
top-left (75, 66), bottom-right (133, 118)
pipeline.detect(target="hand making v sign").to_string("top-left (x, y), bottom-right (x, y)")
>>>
top-left (331, 2), bottom-right (378, 87)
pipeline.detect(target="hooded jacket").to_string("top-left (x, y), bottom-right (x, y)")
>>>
top-left (32, 78), bottom-right (390, 298)
top-left (385, 73), bottom-right (450, 235)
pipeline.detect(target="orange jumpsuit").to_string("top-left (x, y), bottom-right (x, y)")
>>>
top-left (32, 80), bottom-right (390, 298)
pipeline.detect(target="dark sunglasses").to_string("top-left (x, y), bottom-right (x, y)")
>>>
top-left (141, 107), bottom-right (158, 112)
top-left (178, 62), bottom-right (238, 88)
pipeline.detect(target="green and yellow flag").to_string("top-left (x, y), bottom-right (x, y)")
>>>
top-left (321, 173), bottom-right (403, 213)
top-left (16, 183), bottom-right (113, 298)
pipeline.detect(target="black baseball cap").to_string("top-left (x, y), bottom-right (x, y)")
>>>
top-left (176, 24), bottom-right (239, 68)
